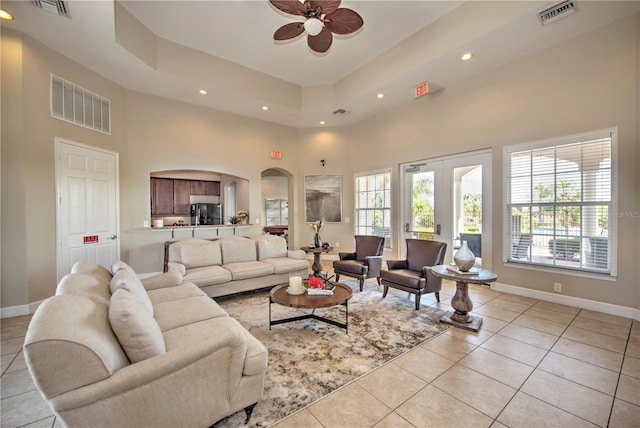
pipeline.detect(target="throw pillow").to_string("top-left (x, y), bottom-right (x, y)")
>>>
top-left (110, 270), bottom-right (154, 316)
top-left (109, 289), bottom-right (165, 363)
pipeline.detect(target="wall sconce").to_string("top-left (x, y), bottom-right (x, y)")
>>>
top-left (321, 160), bottom-right (326, 167)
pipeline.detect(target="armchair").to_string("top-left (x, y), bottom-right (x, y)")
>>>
top-left (332, 235), bottom-right (385, 291)
top-left (379, 239), bottom-right (447, 310)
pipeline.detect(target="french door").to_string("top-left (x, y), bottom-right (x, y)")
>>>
top-left (400, 150), bottom-right (491, 266)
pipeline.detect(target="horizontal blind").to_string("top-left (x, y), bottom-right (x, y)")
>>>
top-left (507, 134), bottom-right (612, 273)
top-left (355, 171), bottom-right (391, 248)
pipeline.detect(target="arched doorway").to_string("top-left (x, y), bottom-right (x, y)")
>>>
top-left (261, 168), bottom-right (294, 246)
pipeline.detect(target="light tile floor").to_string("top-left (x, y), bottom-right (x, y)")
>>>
top-left (1, 280), bottom-right (639, 428)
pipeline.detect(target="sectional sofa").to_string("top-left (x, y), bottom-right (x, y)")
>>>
top-left (23, 260), bottom-right (268, 427)
top-left (165, 235), bottom-right (310, 298)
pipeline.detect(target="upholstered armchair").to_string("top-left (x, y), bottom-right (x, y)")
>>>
top-left (332, 235), bottom-right (385, 291)
top-left (379, 239), bottom-right (447, 310)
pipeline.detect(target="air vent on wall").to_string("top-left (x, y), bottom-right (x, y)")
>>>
top-left (50, 74), bottom-right (111, 134)
top-left (32, 0), bottom-right (70, 18)
top-left (538, 0), bottom-right (577, 26)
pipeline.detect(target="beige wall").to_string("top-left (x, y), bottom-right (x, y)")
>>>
top-left (1, 29), bottom-right (128, 307)
top-left (1, 15), bottom-right (638, 311)
top-left (300, 15), bottom-right (639, 308)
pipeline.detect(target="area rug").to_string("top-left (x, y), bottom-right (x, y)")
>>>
top-left (212, 281), bottom-right (450, 427)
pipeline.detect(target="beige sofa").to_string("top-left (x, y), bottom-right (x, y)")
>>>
top-left (24, 260), bottom-right (268, 428)
top-left (166, 235), bottom-right (309, 298)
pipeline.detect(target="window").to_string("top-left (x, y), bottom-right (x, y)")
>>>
top-left (505, 129), bottom-right (616, 275)
top-left (355, 170), bottom-right (391, 248)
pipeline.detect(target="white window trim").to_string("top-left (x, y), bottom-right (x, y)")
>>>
top-left (354, 168), bottom-right (392, 249)
top-left (502, 127), bottom-right (618, 278)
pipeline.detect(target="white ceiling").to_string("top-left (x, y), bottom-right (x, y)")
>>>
top-left (3, 1), bottom-right (638, 128)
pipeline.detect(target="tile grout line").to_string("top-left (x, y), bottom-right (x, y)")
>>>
top-left (604, 325), bottom-right (635, 428)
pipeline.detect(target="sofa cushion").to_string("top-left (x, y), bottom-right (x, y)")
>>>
top-left (71, 260), bottom-right (112, 283)
top-left (109, 289), bottom-right (166, 363)
top-left (56, 273), bottom-right (111, 305)
top-left (146, 282), bottom-right (207, 305)
top-left (262, 258), bottom-right (310, 275)
top-left (169, 239), bottom-right (222, 269)
top-left (110, 270), bottom-right (154, 316)
top-left (256, 235), bottom-right (287, 260)
top-left (24, 295), bottom-right (129, 398)
top-left (111, 260), bottom-right (137, 277)
top-left (184, 265), bottom-right (232, 286)
top-left (223, 261), bottom-right (274, 280)
top-left (153, 296), bottom-right (229, 331)
top-left (220, 237), bottom-right (257, 264)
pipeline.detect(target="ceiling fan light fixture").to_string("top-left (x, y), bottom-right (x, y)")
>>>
top-left (303, 18), bottom-right (323, 36)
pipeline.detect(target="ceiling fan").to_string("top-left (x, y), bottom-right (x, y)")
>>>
top-left (269, 0), bottom-right (364, 53)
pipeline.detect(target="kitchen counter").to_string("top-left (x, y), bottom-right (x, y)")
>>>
top-left (148, 224), bottom-right (251, 239)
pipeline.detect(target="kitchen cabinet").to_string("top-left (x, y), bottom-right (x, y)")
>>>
top-left (152, 178), bottom-right (221, 216)
top-left (151, 178), bottom-right (174, 215)
top-left (190, 180), bottom-right (220, 196)
top-left (173, 180), bottom-right (191, 215)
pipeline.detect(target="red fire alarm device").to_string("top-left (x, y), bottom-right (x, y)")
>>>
top-left (271, 150), bottom-right (282, 159)
top-left (415, 82), bottom-right (429, 98)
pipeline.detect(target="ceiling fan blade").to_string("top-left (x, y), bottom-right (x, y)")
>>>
top-left (274, 22), bottom-right (305, 40)
top-left (308, 27), bottom-right (333, 53)
top-left (269, 0), bottom-right (307, 16)
top-left (306, 0), bottom-right (341, 16)
top-left (324, 8), bottom-right (364, 35)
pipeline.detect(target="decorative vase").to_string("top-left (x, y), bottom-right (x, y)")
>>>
top-left (239, 217), bottom-right (248, 225)
top-left (314, 233), bottom-right (321, 248)
top-left (454, 240), bottom-right (475, 272)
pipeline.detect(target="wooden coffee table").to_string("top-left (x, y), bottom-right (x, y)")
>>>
top-left (269, 282), bottom-right (353, 332)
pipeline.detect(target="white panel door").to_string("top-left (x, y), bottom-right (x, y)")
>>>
top-left (57, 140), bottom-right (118, 280)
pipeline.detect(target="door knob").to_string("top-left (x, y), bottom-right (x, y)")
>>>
top-left (107, 234), bottom-right (117, 240)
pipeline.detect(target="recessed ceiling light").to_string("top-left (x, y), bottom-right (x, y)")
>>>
top-left (198, 89), bottom-right (208, 95)
top-left (461, 52), bottom-right (473, 61)
top-left (0, 9), bottom-right (14, 20)
top-left (319, 121), bottom-right (326, 125)
top-left (262, 106), bottom-right (269, 111)
top-left (376, 93), bottom-right (385, 99)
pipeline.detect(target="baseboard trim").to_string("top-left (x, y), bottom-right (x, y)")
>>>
top-left (1, 300), bottom-right (45, 319)
top-left (492, 282), bottom-right (640, 321)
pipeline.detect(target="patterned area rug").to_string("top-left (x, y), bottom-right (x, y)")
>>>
top-left (213, 281), bottom-right (450, 427)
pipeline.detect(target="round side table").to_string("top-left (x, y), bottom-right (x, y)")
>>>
top-left (431, 264), bottom-right (497, 332)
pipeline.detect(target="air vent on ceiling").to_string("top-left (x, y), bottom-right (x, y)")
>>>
top-left (332, 109), bottom-right (350, 116)
top-left (32, 0), bottom-right (70, 18)
top-left (538, 0), bottom-right (577, 26)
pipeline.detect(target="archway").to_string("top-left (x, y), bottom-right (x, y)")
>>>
top-left (261, 168), bottom-right (295, 246)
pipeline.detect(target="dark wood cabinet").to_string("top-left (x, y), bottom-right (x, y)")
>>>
top-left (151, 178), bottom-right (174, 215)
top-left (173, 180), bottom-right (191, 215)
top-left (205, 181), bottom-right (220, 196)
top-left (190, 180), bottom-right (220, 196)
top-left (152, 178), bottom-right (221, 216)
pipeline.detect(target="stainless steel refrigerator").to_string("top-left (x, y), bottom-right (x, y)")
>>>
top-left (191, 203), bottom-right (223, 225)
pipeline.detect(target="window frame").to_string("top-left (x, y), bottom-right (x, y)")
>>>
top-left (503, 128), bottom-right (618, 278)
top-left (354, 168), bottom-right (392, 249)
